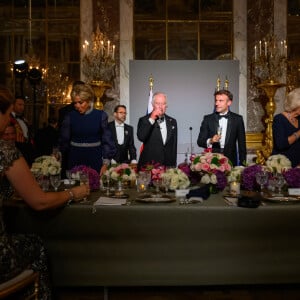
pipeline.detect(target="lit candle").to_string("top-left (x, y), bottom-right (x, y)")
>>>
top-left (264, 41), bottom-right (267, 57)
top-left (107, 40), bottom-right (110, 56)
top-left (101, 40), bottom-right (104, 56)
top-left (259, 40), bottom-right (262, 56)
top-left (284, 40), bottom-right (287, 57)
top-left (230, 181), bottom-right (240, 195)
top-left (280, 40), bottom-right (283, 56)
top-left (112, 45), bottom-right (115, 60)
top-left (254, 45), bottom-right (257, 61)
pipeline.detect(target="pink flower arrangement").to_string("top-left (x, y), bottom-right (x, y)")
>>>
top-left (140, 161), bottom-right (165, 181)
top-left (190, 152), bottom-right (232, 191)
top-left (190, 152), bottom-right (232, 173)
top-left (108, 163), bottom-right (137, 181)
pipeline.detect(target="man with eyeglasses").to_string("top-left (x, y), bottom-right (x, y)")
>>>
top-left (108, 105), bottom-right (137, 164)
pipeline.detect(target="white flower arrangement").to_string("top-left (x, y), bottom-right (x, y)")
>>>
top-left (161, 168), bottom-right (190, 190)
top-left (227, 166), bottom-right (245, 183)
top-left (31, 155), bottom-right (61, 176)
top-left (200, 173), bottom-right (217, 185)
top-left (265, 154), bottom-right (291, 173)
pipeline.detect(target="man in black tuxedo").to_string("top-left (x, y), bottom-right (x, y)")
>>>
top-left (137, 92), bottom-right (178, 169)
top-left (108, 105), bottom-right (137, 164)
top-left (197, 89), bottom-right (246, 166)
top-left (10, 96), bottom-right (35, 166)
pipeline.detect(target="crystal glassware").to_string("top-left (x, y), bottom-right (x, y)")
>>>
top-left (162, 176), bottom-right (171, 194)
top-left (273, 173), bottom-right (285, 196)
top-left (152, 178), bottom-right (162, 196)
top-left (255, 170), bottom-right (269, 194)
top-left (50, 174), bottom-right (61, 191)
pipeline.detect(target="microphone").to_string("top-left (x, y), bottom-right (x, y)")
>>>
top-left (189, 127), bottom-right (193, 156)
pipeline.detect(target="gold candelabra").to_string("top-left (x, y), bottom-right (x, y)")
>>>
top-left (253, 35), bottom-right (287, 83)
top-left (256, 80), bottom-right (285, 164)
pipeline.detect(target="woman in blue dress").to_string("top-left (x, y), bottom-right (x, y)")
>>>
top-left (59, 83), bottom-right (116, 176)
top-left (272, 88), bottom-right (300, 167)
top-left (0, 86), bottom-right (90, 299)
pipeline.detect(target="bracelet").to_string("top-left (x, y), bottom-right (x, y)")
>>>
top-left (293, 132), bottom-right (299, 140)
top-left (67, 189), bottom-right (75, 205)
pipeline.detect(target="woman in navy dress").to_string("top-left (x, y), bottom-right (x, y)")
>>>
top-left (272, 88), bottom-right (300, 167)
top-left (59, 83), bottom-right (116, 175)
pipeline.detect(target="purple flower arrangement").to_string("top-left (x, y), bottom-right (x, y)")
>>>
top-left (241, 164), bottom-right (263, 191)
top-left (215, 170), bottom-right (227, 191)
top-left (283, 168), bottom-right (300, 188)
top-left (70, 165), bottom-right (100, 191)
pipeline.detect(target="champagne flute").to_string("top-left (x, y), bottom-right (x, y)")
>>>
top-left (50, 174), bottom-right (61, 191)
top-left (217, 126), bottom-right (222, 136)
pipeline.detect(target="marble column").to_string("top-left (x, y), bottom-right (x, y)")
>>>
top-left (119, 0), bottom-right (133, 121)
top-left (233, 0), bottom-right (248, 128)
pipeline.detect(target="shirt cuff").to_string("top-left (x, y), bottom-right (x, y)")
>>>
top-left (102, 159), bottom-right (110, 166)
top-left (148, 118), bottom-right (155, 125)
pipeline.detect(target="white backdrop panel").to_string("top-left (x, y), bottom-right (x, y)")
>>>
top-left (129, 60), bottom-right (239, 164)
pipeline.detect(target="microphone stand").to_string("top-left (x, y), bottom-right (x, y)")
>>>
top-left (189, 127), bottom-right (193, 162)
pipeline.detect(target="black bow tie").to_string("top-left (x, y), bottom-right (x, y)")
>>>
top-left (157, 116), bottom-right (165, 123)
top-left (218, 113), bottom-right (229, 120)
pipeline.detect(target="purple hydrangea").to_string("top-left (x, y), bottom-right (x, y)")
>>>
top-left (71, 165), bottom-right (100, 191)
top-left (241, 164), bottom-right (262, 191)
top-left (283, 168), bottom-right (300, 188)
top-left (215, 170), bottom-right (227, 191)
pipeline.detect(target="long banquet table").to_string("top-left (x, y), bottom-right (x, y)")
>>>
top-left (4, 189), bottom-right (300, 287)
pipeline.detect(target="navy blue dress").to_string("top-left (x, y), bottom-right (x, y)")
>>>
top-left (59, 109), bottom-right (116, 172)
top-left (272, 113), bottom-right (300, 167)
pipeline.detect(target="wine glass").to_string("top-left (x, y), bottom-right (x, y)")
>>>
top-left (255, 170), bottom-right (269, 194)
top-left (162, 176), bottom-right (171, 195)
top-left (102, 171), bottom-right (111, 196)
top-left (50, 174), bottom-right (61, 191)
top-left (152, 178), bottom-right (162, 196)
top-left (273, 173), bottom-right (285, 196)
top-left (217, 126), bottom-right (222, 136)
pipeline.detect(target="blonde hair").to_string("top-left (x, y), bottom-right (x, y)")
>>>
top-left (71, 83), bottom-right (95, 103)
top-left (284, 88), bottom-right (300, 112)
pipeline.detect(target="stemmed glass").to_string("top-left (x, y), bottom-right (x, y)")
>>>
top-left (102, 171), bottom-right (111, 196)
top-left (255, 170), bottom-right (269, 194)
top-left (79, 171), bottom-right (89, 201)
top-left (162, 176), bottom-right (171, 195)
top-left (152, 178), bottom-right (162, 196)
top-left (50, 173), bottom-right (61, 191)
top-left (273, 173), bottom-right (285, 196)
top-left (217, 126), bottom-right (222, 136)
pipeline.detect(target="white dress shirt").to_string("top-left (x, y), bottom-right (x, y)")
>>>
top-left (115, 121), bottom-right (124, 145)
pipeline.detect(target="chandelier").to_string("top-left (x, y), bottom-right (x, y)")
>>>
top-left (82, 24), bottom-right (116, 83)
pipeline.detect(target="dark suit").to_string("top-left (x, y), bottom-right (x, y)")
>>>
top-left (137, 114), bottom-right (177, 169)
top-left (108, 121), bottom-right (137, 163)
top-left (10, 113), bottom-right (35, 166)
top-left (197, 111), bottom-right (246, 166)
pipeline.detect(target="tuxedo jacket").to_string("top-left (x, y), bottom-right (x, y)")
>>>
top-left (137, 114), bottom-right (177, 169)
top-left (10, 113), bottom-right (35, 165)
top-left (108, 121), bottom-right (137, 163)
top-left (197, 111), bottom-right (246, 166)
